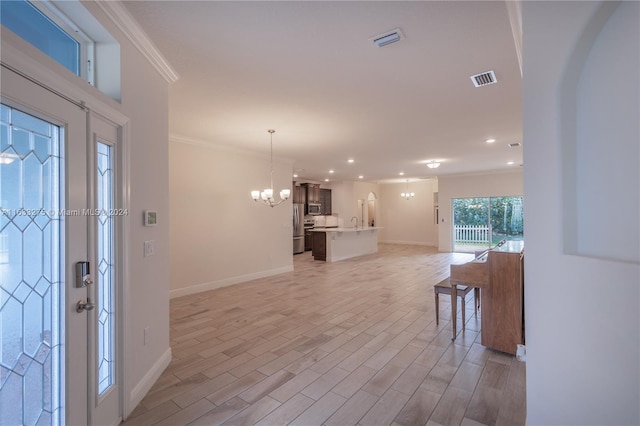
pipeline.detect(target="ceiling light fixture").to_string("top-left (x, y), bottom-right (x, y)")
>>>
top-left (324, 178), bottom-right (330, 182)
top-left (399, 172), bottom-right (405, 176)
top-left (401, 180), bottom-right (415, 200)
top-left (251, 129), bottom-right (290, 207)
top-left (358, 175), bottom-right (364, 179)
top-left (426, 161), bottom-right (441, 169)
top-left (329, 170), bottom-right (334, 174)
top-left (348, 159), bottom-right (354, 163)
top-left (486, 138), bottom-right (496, 143)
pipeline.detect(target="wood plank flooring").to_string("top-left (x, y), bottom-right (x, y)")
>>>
top-left (123, 244), bottom-right (526, 426)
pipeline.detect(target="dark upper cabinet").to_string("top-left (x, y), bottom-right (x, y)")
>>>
top-left (320, 189), bottom-right (332, 215)
top-left (292, 184), bottom-right (306, 204)
top-left (302, 183), bottom-right (320, 204)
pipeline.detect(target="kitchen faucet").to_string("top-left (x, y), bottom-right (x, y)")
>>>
top-left (351, 216), bottom-right (359, 228)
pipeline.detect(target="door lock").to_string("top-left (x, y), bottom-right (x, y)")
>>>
top-left (75, 261), bottom-right (93, 288)
top-left (76, 298), bottom-right (96, 313)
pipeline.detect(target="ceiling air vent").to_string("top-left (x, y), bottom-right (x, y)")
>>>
top-left (470, 70), bottom-right (497, 87)
top-left (371, 28), bottom-right (404, 48)
top-left (508, 142), bottom-right (522, 148)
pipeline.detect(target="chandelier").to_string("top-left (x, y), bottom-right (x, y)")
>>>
top-left (400, 179), bottom-right (415, 200)
top-left (251, 129), bottom-right (291, 207)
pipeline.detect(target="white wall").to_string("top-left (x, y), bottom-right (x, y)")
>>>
top-left (82, 2), bottom-right (173, 415)
top-left (169, 138), bottom-right (293, 298)
top-left (330, 180), bottom-right (380, 226)
top-left (378, 179), bottom-right (439, 246)
top-left (523, 1), bottom-right (639, 424)
top-left (437, 171), bottom-right (523, 251)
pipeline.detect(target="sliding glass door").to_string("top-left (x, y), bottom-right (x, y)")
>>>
top-left (452, 196), bottom-right (524, 253)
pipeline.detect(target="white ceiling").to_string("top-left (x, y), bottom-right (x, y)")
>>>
top-left (123, 1), bottom-right (522, 184)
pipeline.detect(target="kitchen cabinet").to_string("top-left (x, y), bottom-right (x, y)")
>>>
top-left (320, 189), bottom-right (332, 215)
top-left (312, 231), bottom-right (326, 261)
top-left (292, 184), bottom-right (306, 204)
top-left (305, 228), bottom-right (313, 251)
top-left (303, 183), bottom-right (320, 204)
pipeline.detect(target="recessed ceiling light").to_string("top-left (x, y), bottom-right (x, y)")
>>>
top-left (329, 170), bottom-right (334, 174)
top-left (507, 161), bottom-right (515, 165)
top-left (358, 175), bottom-right (364, 179)
top-left (293, 174), bottom-right (298, 178)
top-left (324, 178), bottom-right (330, 182)
top-left (486, 138), bottom-right (496, 143)
top-left (348, 159), bottom-right (354, 163)
top-left (399, 172), bottom-right (405, 176)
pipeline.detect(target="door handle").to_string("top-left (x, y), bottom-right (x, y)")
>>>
top-left (76, 298), bottom-right (96, 313)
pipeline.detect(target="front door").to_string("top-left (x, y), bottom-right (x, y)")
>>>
top-left (0, 66), bottom-right (121, 425)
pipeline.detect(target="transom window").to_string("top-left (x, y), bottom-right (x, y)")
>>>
top-left (1, 0), bottom-right (94, 84)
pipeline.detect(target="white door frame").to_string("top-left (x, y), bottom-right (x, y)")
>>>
top-left (1, 36), bottom-right (131, 424)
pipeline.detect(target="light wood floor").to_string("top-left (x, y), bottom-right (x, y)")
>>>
top-left (123, 244), bottom-right (526, 426)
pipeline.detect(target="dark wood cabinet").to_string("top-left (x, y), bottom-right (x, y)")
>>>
top-left (320, 189), bottom-right (332, 215)
top-left (312, 232), bottom-right (326, 261)
top-left (292, 185), bottom-right (306, 204)
top-left (305, 228), bottom-right (313, 251)
top-left (303, 183), bottom-right (320, 204)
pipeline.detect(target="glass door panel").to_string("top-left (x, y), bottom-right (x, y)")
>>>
top-left (0, 104), bottom-right (63, 426)
top-left (490, 196), bottom-right (524, 245)
top-left (96, 142), bottom-right (114, 396)
top-left (452, 196), bottom-right (524, 253)
top-left (453, 197), bottom-right (490, 253)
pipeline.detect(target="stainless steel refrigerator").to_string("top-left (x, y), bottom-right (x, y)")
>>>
top-left (293, 203), bottom-right (304, 254)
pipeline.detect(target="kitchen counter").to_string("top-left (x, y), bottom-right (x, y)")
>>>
top-left (311, 227), bottom-right (381, 262)
top-left (311, 226), bottom-right (382, 233)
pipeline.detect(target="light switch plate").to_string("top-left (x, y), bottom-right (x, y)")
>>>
top-left (144, 240), bottom-right (154, 257)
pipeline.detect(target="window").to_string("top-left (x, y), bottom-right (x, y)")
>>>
top-left (452, 196), bottom-right (524, 252)
top-left (1, 0), bottom-right (122, 101)
top-left (1, 0), bottom-right (94, 83)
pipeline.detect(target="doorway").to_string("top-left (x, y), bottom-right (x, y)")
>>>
top-left (452, 196), bottom-right (524, 252)
top-left (0, 67), bottom-right (123, 425)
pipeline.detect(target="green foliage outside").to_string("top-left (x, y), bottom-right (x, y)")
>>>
top-left (453, 196), bottom-right (524, 245)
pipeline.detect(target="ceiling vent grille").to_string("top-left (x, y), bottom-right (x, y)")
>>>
top-left (508, 142), bottom-right (522, 148)
top-left (371, 28), bottom-right (404, 48)
top-left (470, 70), bottom-right (497, 87)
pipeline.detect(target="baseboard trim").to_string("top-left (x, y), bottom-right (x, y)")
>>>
top-left (380, 240), bottom-right (437, 247)
top-left (126, 348), bottom-right (172, 417)
top-left (169, 265), bottom-right (294, 299)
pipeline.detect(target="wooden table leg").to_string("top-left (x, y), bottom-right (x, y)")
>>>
top-left (451, 284), bottom-right (457, 340)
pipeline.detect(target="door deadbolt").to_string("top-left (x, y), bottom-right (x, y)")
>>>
top-left (76, 298), bottom-right (96, 313)
top-left (75, 261), bottom-right (93, 288)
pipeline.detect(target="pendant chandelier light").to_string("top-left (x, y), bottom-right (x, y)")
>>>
top-left (401, 179), bottom-right (415, 200)
top-left (251, 129), bottom-right (290, 207)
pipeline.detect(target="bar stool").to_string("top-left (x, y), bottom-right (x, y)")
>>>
top-left (434, 277), bottom-right (479, 330)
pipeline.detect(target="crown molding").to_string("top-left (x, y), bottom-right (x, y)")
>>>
top-left (505, 0), bottom-right (523, 78)
top-left (94, 0), bottom-right (179, 84)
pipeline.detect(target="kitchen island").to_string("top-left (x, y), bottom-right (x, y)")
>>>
top-left (311, 227), bottom-right (382, 262)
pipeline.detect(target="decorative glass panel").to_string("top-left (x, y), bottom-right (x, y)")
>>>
top-left (0, 104), bottom-right (63, 425)
top-left (96, 142), bottom-right (115, 395)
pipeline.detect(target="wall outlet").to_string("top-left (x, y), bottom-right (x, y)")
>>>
top-left (144, 326), bottom-right (150, 345)
top-left (144, 240), bottom-right (154, 257)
